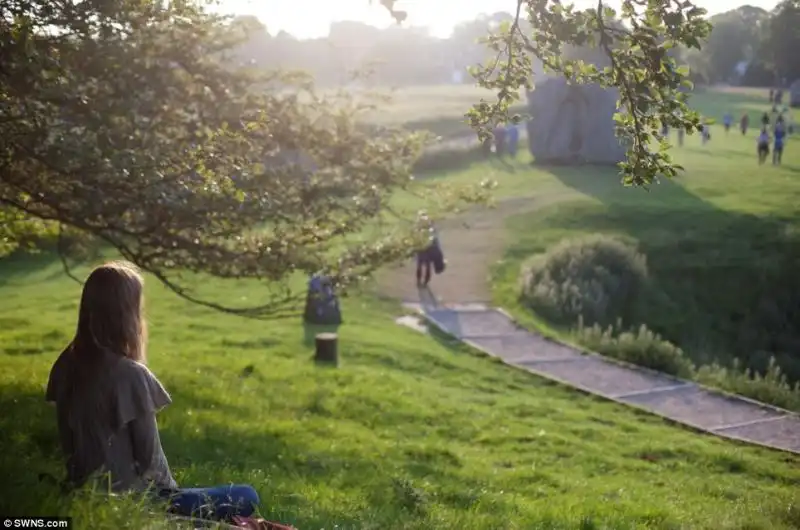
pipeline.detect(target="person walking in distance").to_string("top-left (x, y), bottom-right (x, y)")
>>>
top-left (700, 120), bottom-right (711, 145)
top-left (415, 219), bottom-right (441, 287)
top-left (740, 113), bottom-right (749, 135)
top-left (507, 122), bottom-right (520, 158)
top-left (723, 112), bottom-right (733, 134)
top-left (757, 127), bottom-right (770, 165)
top-left (493, 123), bottom-right (507, 156)
top-left (773, 122), bottom-right (786, 165)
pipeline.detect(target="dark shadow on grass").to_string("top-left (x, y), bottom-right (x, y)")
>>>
top-left (0, 251), bottom-right (63, 287)
top-left (414, 145), bottom-right (485, 175)
top-left (505, 162), bottom-right (800, 382)
top-left (416, 285), bottom-right (441, 311)
top-left (0, 385), bottom-right (66, 516)
top-left (0, 380), bottom-right (445, 528)
top-left (163, 408), bottom-right (495, 525)
top-left (414, 145), bottom-right (525, 178)
top-left (683, 146), bottom-right (759, 161)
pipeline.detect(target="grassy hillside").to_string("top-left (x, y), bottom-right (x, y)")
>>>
top-left (3, 86), bottom-right (800, 529)
top-left (1, 256), bottom-right (800, 529)
top-left (490, 88), bottom-right (800, 390)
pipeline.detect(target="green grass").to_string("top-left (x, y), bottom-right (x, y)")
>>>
top-left (490, 87), bottom-right (800, 388)
top-left (359, 85), bottom-right (526, 140)
top-left (4, 86), bottom-right (800, 529)
top-left (2, 256), bottom-right (800, 529)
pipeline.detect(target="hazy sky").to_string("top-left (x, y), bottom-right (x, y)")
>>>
top-left (220, 0), bottom-right (781, 39)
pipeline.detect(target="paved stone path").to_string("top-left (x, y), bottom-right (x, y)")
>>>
top-left (404, 301), bottom-right (800, 454)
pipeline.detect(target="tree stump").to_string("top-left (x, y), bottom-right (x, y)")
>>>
top-left (314, 332), bottom-right (338, 365)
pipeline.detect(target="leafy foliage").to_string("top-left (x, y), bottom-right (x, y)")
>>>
top-left (458, 0), bottom-right (713, 186)
top-left (0, 0), bottom-right (491, 317)
top-left (695, 358), bottom-right (800, 413)
top-left (698, 7), bottom-right (769, 83)
top-left (519, 235), bottom-right (649, 328)
top-left (576, 321), bottom-right (800, 410)
top-left (760, 0), bottom-right (800, 83)
top-left (575, 319), bottom-right (695, 378)
top-left (679, 2), bottom-right (800, 87)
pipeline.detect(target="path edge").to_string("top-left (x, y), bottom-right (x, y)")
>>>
top-left (406, 304), bottom-right (800, 457)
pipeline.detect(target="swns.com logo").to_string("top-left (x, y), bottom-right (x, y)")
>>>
top-left (2, 518), bottom-right (71, 529)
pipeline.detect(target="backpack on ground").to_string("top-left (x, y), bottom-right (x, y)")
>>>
top-left (303, 275), bottom-right (342, 326)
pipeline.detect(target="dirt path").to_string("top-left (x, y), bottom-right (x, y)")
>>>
top-left (376, 196), bottom-right (545, 305)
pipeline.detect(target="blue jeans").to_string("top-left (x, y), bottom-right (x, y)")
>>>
top-left (160, 484), bottom-right (259, 521)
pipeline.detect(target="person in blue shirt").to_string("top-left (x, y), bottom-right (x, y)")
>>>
top-left (493, 123), bottom-right (507, 156)
top-left (723, 112), bottom-right (733, 133)
top-left (507, 123), bottom-right (520, 157)
top-left (773, 123), bottom-right (786, 165)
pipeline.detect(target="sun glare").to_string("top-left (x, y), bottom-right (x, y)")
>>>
top-left (220, 0), bottom-right (781, 39)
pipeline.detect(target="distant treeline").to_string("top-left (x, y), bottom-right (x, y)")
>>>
top-left (232, 1), bottom-right (800, 90)
top-left (231, 12), bottom-right (519, 87)
top-left (676, 1), bottom-right (800, 86)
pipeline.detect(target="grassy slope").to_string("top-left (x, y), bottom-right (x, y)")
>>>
top-left (490, 88), bottom-right (800, 381)
top-left (2, 87), bottom-right (800, 529)
top-left (2, 257), bottom-right (800, 529)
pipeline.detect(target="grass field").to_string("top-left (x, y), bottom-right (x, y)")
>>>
top-left (3, 86), bottom-right (800, 529)
top-left (355, 84), bottom-right (527, 141)
top-left (2, 256), bottom-right (800, 529)
top-left (486, 87), bottom-right (800, 398)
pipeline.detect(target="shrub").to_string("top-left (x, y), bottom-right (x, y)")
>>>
top-left (519, 235), bottom-right (649, 327)
top-left (695, 358), bottom-right (800, 413)
top-left (576, 319), bottom-right (800, 412)
top-left (574, 319), bottom-right (695, 378)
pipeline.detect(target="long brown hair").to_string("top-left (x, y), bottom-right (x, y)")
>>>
top-left (72, 261), bottom-right (147, 364)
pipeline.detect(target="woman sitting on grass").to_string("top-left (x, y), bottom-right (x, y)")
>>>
top-left (46, 261), bottom-right (260, 523)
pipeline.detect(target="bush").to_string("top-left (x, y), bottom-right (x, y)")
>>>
top-left (695, 358), bottom-right (800, 413)
top-left (519, 235), bottom-right (649, 328)
top-left (574, 319), bottom-right (695, 378)
top-left (576, 320), bottom-right (800, 412)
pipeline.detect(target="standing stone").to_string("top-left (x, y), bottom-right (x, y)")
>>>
top-left (527, 49), bottom-right (626, 166)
